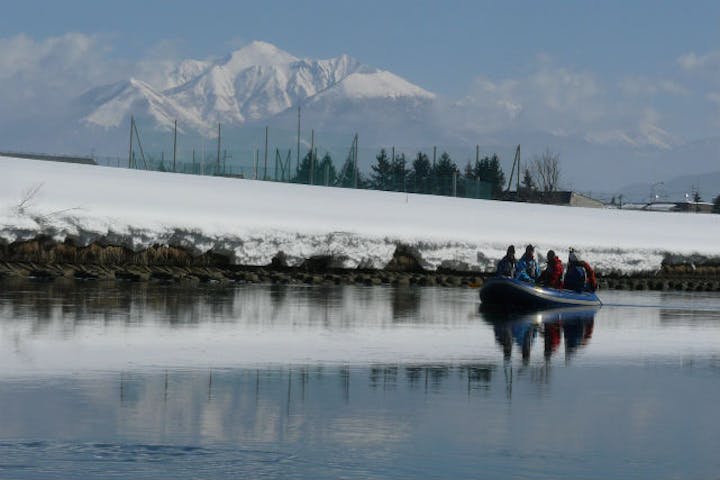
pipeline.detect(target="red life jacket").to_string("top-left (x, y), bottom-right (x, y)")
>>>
top-left (544, 257), bottom-right (564, 289)
top-left (581, 261), bottom-right (598, 292)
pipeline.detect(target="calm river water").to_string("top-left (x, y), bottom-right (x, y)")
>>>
top-left (0, 281), bottom-right (719, 479)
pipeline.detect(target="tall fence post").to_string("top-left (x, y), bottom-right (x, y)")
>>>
top-left (173, 119), bottom-right (177, 172)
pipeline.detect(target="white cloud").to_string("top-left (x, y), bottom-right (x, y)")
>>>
top-left (0, 33), bottom-right (127, 118)
top-left (0, 33), bottom-right (116, 86)
top-left (457, 65), bottom-right (604, 135)
top-left (528, 68), bottom-right (601, 118)
top-left (636, 108), bottom-right (677, 149)
top-left (456, 63), bottom-right (689, 150)
top-left (0, 33), bottom-right (198, 122)
top-left (619, 76), bottom-right (689, 96)
top-left (677, 50), bottom-right (720, 71)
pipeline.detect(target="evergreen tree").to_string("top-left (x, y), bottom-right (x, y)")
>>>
top-left (291, 151), bottom-right (312, 184)
top-left (370, 148), bottom-right (394, 190)
top-left (433, 152), bottom-right (459, 196)
top-left (693, 191), bottom-right (703, 213)
top-left (465, 154), bottom-right (505, 198)
top-left (463, 154), bottom-right (506, 198)
top-left (315, 153), bottom-right (337, 186)
top-left (390, 152), bottom-right (408, 191)
top-left (408, 152), bottom-right (432, 193)
top-left (292, 150), bottom-right (334, 184)
top-left (713, 194), bottom-right (720, 214)
top-left (521, 168), bottom-right (535, 191)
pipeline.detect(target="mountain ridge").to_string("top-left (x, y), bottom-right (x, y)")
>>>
top-left (80, 41), bottom-right (433, 135)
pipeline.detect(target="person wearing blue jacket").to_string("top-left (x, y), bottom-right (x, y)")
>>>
top-left (515, 244), bottom-right (540, 283)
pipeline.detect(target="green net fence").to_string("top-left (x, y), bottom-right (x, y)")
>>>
top-left (94, 121), bottom-right (495, 200)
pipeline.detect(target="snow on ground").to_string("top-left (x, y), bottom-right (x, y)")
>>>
top-left (2, 156), bottom-right (720, 273)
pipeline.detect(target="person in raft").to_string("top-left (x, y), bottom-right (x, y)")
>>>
top-left (563, 248), bottom-right (598, 292)
top-left (515, 244), bottom-right (540, 283)
top-left (496, 245), bottom-right (516, 277)
top-left (539, 250), bottom-right (564, 289)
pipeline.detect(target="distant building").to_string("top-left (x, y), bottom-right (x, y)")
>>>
top-left (503, 190), bottom-right (605, 208)
top-left (647, 201), bottom-right (713, 213)
top-left (0, 151), bottom-right (97, 166)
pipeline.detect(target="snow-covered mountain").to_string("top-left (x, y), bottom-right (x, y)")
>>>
top-left (78, 78), bottom-right (204, 131)
top-left (80, 41), bottom-right (435, 136)
top-left (38, 40), bottom-right (717, 192)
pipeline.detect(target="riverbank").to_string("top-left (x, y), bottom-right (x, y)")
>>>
top-left (4, 156), bottom-right (720, 276)
top-left (1, 238), bottom-right (718, 291)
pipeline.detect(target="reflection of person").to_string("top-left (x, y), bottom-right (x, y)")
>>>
top-left (487, 309), bottom-right (596, 362)
top-left (539, 250), bottom-right (564, 289)
top-left (563, 315), bottom-right (595, 357)
top-left (493, 323), bottom-right (513, 360)
top-left (543, 322), bottom-right (562, 359)
top-left (512, 321), bottom-right (538, 365)
top-left (496, 245), bottom-right (516, 277)
top-left (515, 244), bottom-right (540, 283)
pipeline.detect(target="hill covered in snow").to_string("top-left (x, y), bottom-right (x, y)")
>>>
top-left (2, 155), bottom-right (719, 274)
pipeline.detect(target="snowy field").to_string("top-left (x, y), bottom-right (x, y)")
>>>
top-left (2, 156), bottom-right (719, 273)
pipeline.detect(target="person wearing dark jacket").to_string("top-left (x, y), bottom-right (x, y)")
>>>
top-left (564, 249), bottom-right (587, 292)
top-left (539, 250), bottom-right (564, 289)
top-left (496, 245), bottom-right (516, 277)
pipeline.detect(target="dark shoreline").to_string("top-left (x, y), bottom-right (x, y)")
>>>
top-left (1, 237), bottom-right (719, 292)
top-left (2, 260), bottom-right (720, 292)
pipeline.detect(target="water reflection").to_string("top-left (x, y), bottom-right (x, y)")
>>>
top-left (485, 307), bottom-right (597, 364)
top-left (0, 281), bottom-right (437, 328)
top-left (1, 282), bottom-right (720, 478)
top-left (2, 282), bottom-right (720, 376)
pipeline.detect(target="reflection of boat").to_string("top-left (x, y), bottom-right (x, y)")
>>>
top-left (482, 305), bottom-right (600, 326)
top-left (484, 306), bottom-right (599, 363)
top-left (480, 277), bottom-right (601, 309)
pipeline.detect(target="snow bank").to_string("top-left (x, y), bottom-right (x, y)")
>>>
top-left (2, 156), bottom-right (719, 273)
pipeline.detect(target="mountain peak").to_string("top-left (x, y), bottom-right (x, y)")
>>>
top-left (223, 41), bottom-right (298, 72)
top-left (80, 41), bottom-right (436, 135)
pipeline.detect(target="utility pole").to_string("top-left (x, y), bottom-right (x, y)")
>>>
top-left (172, 119), bottom-right (177, 172)
top-left (264, 126), bottom-right (269, 180)
top-left (216, 123), bottom-right (221, 175)
top-left (128, 115), bottom-right (134, 168)
top-left (310, 129), bottom-right (314, 185)
top-left (476, 144), bottom-right (479, 164)
top-left (254, 149), bottom-right (259, 180)
top-left (131, 117), bottom-right (147, 169)
top-left (516, 144), bottom-right (521, 193)
top-left (433, 146), bottom-right (437, 168)
top-left (506, 144), bottom-right (521, 194)
top-left (296, 106), bottom-right (301, 173)
top-left (353, 134), bottom-right (358, 188)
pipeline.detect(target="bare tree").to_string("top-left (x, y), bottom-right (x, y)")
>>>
top-left (531, 149), bottom-right (561, 193)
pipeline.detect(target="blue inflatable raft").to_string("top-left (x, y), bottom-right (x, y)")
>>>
top-left (480, 277), bottom-right (602, 309)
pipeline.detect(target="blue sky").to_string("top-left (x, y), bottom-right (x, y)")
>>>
top-left (3, 0), bottom-right (718, 95)
top-left (1, 0), bottom-right (719, 150)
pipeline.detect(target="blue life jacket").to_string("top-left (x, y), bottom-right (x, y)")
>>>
top-left (515, 255), bottom-right (540, 283)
